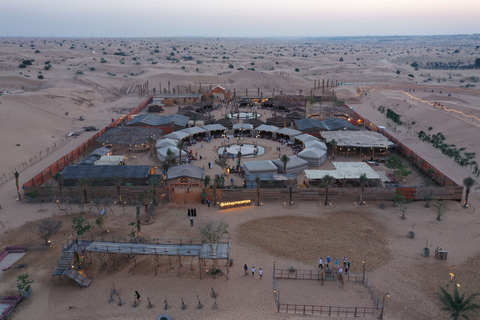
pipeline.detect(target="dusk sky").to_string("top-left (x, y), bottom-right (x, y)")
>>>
top-left (1, 0), bottom-right (479, 38)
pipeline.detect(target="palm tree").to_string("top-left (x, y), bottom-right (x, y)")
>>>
top-left (281, 155), bottom-right (290, 174)
top-left (435, 285), bottom-right (480, 320)
top-left (166, 148), bottom-right (174, 166)
top-left (255, 176), bottom-right (261, 206)
top-left (359, 173), bottom-right (369, 205)
top-left (176, 141), bottom-right (185, 165)
top-left (148, 176), bottom-right (160, 206)
top-left (224, 114), bottom-right (231, 130)
top-left (14, 171), bottom-right (22, 201)
top-left (209, 94), bottom-right (216, 124)
top-left (78, 178), bottom-right (90, 204)
top-left (330, 139), bottom-right (337, 158)
top-left (148, 136), bottom-right (155, 157)
top-left (53, 172), bottom-right (64, 198)
top-left (320, 175), bottom-right (333, 206)
top-left (463, 177), bottom-right (476, 208)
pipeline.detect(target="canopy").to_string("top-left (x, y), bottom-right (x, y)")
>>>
top-left (272, 156), bottom-right (309, 174)
top-left (255, 124), bottom-right (279, 132)
top-left (202, 124), bottom-right (227, 131)
top-left (164, 131), bottom-right (190, 141)
top-left (233, 123), bottom-right (254, 130)
top-left (297, 148), bottom-right (327, 166)
top-left (276, 128), bottom-right (302, 138)
top-left (305, 162), bottom-right (381, 180)
top-left (243, 160), bottom-right (278, 175)
top-left (304, 140), bottom-right (328, 151)
top-left (295, 134), bottom-right (319, 143)
top-left (94, 156), bottom-right (126, 165)
top-left (179, 127), bottom-right (206, 135)
top-left (156, 138), bottom-right (178, 149)
top-left (156, 147), bottom-right (188, 163)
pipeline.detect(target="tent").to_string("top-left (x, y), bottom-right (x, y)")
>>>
top-left (156, 146), bottom-right (188, 163)
top-left (272, 156), bottom-right (309, 174)
top-left (94, 156), bottom-right (126, 165)
top-left (297, 148), bottom-right (327, 166)
top-left (276, 128), bottom-right (302, 141)
top-left (156, 138), bottom-right (178, 149)
top-left (243, 160), bottom-right (278, 175)
top-left (295, 134), bottom-right (319, 143)
top-left (164, 131), bottom-right (190, 141)
top-left (304, 140), bottom-right (328, 151)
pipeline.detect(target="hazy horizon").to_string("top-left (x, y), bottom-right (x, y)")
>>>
top-left (1, 0), bottom-right (479, 38)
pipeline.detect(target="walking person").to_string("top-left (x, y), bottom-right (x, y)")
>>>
top-left (244, 264), bottom-right (248, 276)
top-left (135, 291), bottom-right (141, 302)
top-left (343, 256), bottom-right (347, 268)
top-left (251, 266), bottom-right (255, 276)
top-left (346, 260), bottom-right (351, 273)
top-left (259, 268), bottom-right (263, 279)
top-left (190, 216), bottom-right (193, 227)
top-left (334, 258), bottom-right (339, 270)
top-left (318, 257), bottom-right (323, 269)
top-left (326, 256), bottom-right (331, 268)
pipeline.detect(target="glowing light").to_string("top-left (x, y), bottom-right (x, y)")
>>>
top-left (219, 199), bottom-right (251, 209)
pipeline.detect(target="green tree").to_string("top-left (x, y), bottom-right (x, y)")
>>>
top-left (320, 175), bottom-right (333, 206)
top-left (435, 285), bottom-right (480, 320)
top-left (166, 148), bottom-right (174, 165)
top-left (359, 173), bottom-right (369, 205)
top-left (433, 200), bottom-right (449, 221)
top-left (204, 175), bottom-right (211, 187)
top-left (176, 141), bottom-right (185, 165)
top-left (72, 215), bottom-right (94, 236)
top-left (281, 155), bottom-right (290, 173)
top-left (463, 177), bottom-right (476, 208)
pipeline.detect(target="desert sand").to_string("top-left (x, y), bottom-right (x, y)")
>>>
top-left (1, 35), bottom-right (480, 320)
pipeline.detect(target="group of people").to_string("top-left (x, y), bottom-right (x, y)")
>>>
top-left (188, 207), bottom-right (197, 226)
top-left (243, 264), bottom-right (263, 279)
top-left (318, 256), bottom-right (351, 274)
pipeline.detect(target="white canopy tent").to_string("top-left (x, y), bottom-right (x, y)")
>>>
top-left (272, 156), bottom-right (309, 174)
top-left (164, 131), bottom-right (190, 141)
top-left (94, 156), bottom-right (126, 165)
top-left (297, 148), bottom-right (327, 166)
top-left (156, 138), bottom-right (178, 149)
top-left (304, 140), bottom-right (328, 151)
top-left (255, 124), bottom-right (279, 132)
top-left (233, 123), bottom-right (254, 130)
top-left (156, 146), bottom-right (188, 163)
top-left (304, 162), bottom-right (381, 180)
top-left (295, 134), bottom-right (319, 143)
top-left (243, 160), bottom-right (278, 175)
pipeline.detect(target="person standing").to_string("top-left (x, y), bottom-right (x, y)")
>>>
top-left (318, 257), bottom-right (323, 269)
top-left (259, 268), bottom-right (263, 279)
top-left (190, 216), bottom-right (194, 227)
top-left (343, 256), bottom-right (347, 268)
top-left (347, 260), bottom-right (351, 273)
top-left (244, 264), bottom-right (248, 276)
top-left (188, 207), bottom-right (191, 216)
top-left (334, 258), bottom-right (339, 269)
top-left (326, 256), bottom-right (331, 268)
top-left (135, 291), bottom-right (141, 302)
top-left (251, 266), bottom-right (255, 276)
top-left (193, 208), bottom-right (197, 217)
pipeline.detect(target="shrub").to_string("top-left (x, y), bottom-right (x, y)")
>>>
top-left (75, 70), bottom-right (84, 75)
top-left (22, 60), bottom-right (33, 65)
top-left (295, 68), bottom-right (300, 72)
top-left (35, 50), bottom-right (40, 53)
top-left (19, 64), bottom-right (27, 68)
top-left (37, 75), bottom-right (44, 79)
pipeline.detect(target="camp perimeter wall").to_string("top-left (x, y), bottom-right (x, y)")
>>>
top-left (23, 96), bottom-right (154, 189)
top-left (220, 186), bottom-right (462, 203)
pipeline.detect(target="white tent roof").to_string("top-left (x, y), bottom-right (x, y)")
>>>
top-left (255, 124), bottom-right (279, 132)
top-left (304, 140), bottom-right (328, 151)
top-left (202, 124), bottom-right (227, 131)
top-left (295, 134), bottom-right (320, 143)
top-left (297, 148), bottom-right (327, 166)
top-left (276, 128), bottom-right (302, 137)
top-left (164, 131), bottom-right (190, 140)
top-left (272, 156), bottom-right (309, 174)
top-left (233, 123), bottom-right (254, 130)
top-left (305, 162), bottom-right (381, 180)
top-left (321, 131), bottom-right (396, 148)
top-left (243, 160), bottom-right (278, 174)
top-left (156, 147), bottom-right (188, 162)
top-left (156, 138), bottom-right (178, 149)
top-left (94, 156), bottom-right (126, 165)
top-left (179, 127), bottom-right (206, 135)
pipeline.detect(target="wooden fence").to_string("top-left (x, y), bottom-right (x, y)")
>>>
top-left (274, 268), bottom-right (382, 317)
top-left (22, 95), bottom-right (154, 189)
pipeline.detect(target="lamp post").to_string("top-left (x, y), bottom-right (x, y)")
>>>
top-left (362, 260), bottom-right (366, 283)
top-left (380, 292), bottom-right (390, 320)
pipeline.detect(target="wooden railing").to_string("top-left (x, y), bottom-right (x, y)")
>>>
top-left (278, 304), bottom-right (381, 317)
top-left (77, 234), bottom-right (205, 245)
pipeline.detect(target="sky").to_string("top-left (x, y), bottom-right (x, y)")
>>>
top-left (1, 0), bottom-right (479, 38)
